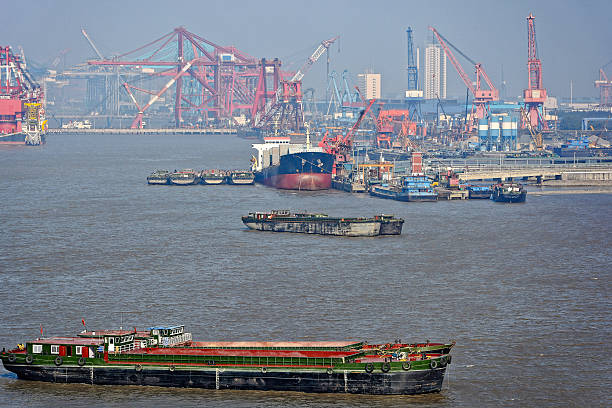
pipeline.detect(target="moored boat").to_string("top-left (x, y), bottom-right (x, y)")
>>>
top-left (242, 210), bottom-right (404, 236)
top-left (228, 170), bottom-right (255, 185)
top-left (200, 170), bottom-right (226, 185)
top-left (169, 169), bottom-right (199, 185)
top-left (1, 324), bottom-right (452, 395)
top-left (467, 185), bottom-right (493, 199)
top-left (146, 170), bottom-right (170, 185)
top-left (490, 182), bottom-right (527, 203)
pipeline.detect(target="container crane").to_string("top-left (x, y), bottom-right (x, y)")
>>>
top-left (319, 98), bottom-right (375, 162)
top-left (252, 36), bottom-right (338, 130)
top-left (428, 27), bottom-right (498, 128)
top-left (523, 13), bottom-right (548, 130)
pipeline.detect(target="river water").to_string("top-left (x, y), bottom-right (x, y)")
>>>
top-left (0, 134), bottom-right (610, 407)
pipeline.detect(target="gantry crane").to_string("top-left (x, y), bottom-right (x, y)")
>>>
top-left (428, 27), bottom-right (499, 129)
top-left (252, 36), bottom-right (338, 131)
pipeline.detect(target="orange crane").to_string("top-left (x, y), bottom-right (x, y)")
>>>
top-left (319, 98), bottom-right (376, 162)
top-left (429, 27), bottom-right (498, 129)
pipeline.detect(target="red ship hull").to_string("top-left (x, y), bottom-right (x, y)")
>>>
top-left (260, 172), bottom-right (332, 191)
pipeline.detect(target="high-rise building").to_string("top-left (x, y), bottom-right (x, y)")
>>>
top-left (424, 44), bottom-right (446, 99)
top-left (357, 72), bottom-right (381, 100)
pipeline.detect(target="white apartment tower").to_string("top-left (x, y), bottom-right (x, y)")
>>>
top-left (424, 44), bottom-right (446, 100)
top-left (357, 72), bottom-right (381, 100)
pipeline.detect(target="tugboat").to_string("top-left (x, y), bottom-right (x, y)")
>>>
top-left (228, 170), bottom-right (255, 185)
top-left (490, 182), bottom-right (527, 203)
top-left (242, 210), bottom-right (404, 236)
top-left (1, 324), bottom-right (453, 395)
top-left (146, 170), bottom-right (170, 185)
top-left (200, 170), bottom-right (227, 185)
top-left (169, 169), bottom-right (199, 185)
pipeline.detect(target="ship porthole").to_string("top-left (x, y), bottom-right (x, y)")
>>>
top-left (326, 368), bottom-right (333, 375)
top-left (381, 362), bottom-right (391, 373)
top-left (78, 357), bottom-right (86, 366)
top-left (364, 363), bottom-right (374, 373)
top-left (54, 356), bottom-right (63, 366)
top-left (401, 361), bottom-right (411, 371)
top-left (261, 367), bottom-right (267, 373)
top-left (430, 360), bottom-right (438, 369)
top-left (25, 355), bottom-right (33, 364)
top-left (7, 354), bottom-right (16, 363)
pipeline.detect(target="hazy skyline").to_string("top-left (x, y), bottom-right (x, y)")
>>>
top-left (2, 0), bottom-right (610, 101)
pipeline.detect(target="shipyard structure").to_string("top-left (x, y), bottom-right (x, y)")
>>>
top-left (0, 47), bottom-right (46, 145)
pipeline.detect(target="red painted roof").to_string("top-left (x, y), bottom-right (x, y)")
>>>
top-left (189, 341), bottom-right (359, 348)
top-left (126, 347), bottom-right (360, 359)
top-left (30, 337), bottom-right (103, 345)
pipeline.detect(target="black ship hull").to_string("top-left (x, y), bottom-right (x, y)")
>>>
top-left (3, 362), bottom-right (446, 395)
top-left (491, 192), bottom-right (527, 203)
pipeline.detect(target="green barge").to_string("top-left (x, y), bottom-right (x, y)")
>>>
top-left (1, 325), bottom-right (453, 395)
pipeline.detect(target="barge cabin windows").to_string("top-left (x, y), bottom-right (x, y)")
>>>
top-left (32, 344), bottom-right (42, 354)
top-left (50, 345), bottom-right (59, 354)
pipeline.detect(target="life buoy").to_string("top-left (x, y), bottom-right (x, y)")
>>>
top-left (54, 356), bottom-right (63, 366)
top-left (169, 365), bottom-right (175, 372)
top-left (78, 357), bottom-right (86, 366)
top-left (326, 367), bottom-right (333, 375)
top-left (430, 359), bottom-right (438, 369)
top-left (7, 354), bottom-right (16, 363)
top-left (25, 355), bottom-right (33, 364)
top-left (381, 362), bottom-right (391, 373)
top-left (401, 361), bottom-right (411, 371)
top-left (364, 363), bottom-right (374, 373)
top-left (261, 367), bottom-right (267, 373)
top-left (135, 364), bottom-right (143, 372)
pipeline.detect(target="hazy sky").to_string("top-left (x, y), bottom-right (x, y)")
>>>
top-left (2, 0), bottom-right (610, 100)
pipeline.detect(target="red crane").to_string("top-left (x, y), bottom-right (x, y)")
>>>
top-left (523, 13), bottom-right (548, 130)
top-left (319, 98), bottom-right (376, 162)
top-left (429, 27), bottom-right (498, 128)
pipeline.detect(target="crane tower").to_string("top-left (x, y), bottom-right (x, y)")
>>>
top-left (523, 13), bottom-right (548, 130)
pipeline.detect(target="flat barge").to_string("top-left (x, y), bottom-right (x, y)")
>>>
top-left (1, 325), bottom-right (453, 395)
top-left (242, 210), bottom-right (404, 236)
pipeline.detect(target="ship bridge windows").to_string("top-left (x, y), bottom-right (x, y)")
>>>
top-left (32, 344), bottom-right (42, 354)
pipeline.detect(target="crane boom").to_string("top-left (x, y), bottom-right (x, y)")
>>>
top-left (81, 28), bottom-right (105, 60)
top-left (429, 27), bottom-right (475, 95)
top-left (291, 36), bottom-right (338, 82)
top-left (343, 98), bottom-right (375, 143)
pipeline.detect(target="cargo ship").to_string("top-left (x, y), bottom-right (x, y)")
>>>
top-left (200, 169), bottom-right (226, 185)
top-left (169, 169), bottom-right (200, 185)
top-left (490, 182), bottom-right (527, 203)
top-left (0, 46), bottom-right (46, 145)
top-left (146, 170), bottom-right (170, 185)
top-left (228, 170), bottom-right (255, 185)
top-left (553, 135), bottom-right (612, 157)
top-left (467, 185), bottom-right (493, 199)
top-left (251, 135), bottom-right (334, 191)
top-left (242, 210), bottom-right (404, 236)
top-left (0, 324), bottom-right (453, 395)
top-left (370, 176), bottom-right (437, 202)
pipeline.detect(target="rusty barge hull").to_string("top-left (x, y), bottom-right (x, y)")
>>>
top-left (4, 362), bottom-right (446, 395)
